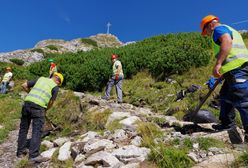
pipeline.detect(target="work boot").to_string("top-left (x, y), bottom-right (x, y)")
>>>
top-left (16, 148), bottom-right (29, 158)
top-left (212, 124), bottom-right (235, 131)
top-left (29, 155), bottom-right (49, 163)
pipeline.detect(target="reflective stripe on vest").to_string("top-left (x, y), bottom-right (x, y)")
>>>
top-left (212, 25), bottom-right (248, 74)
top-left (24, 77), bottom-right (57, 108)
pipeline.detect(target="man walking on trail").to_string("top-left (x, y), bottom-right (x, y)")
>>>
top-left (17, 72), bottom-right (63, 163)
top-left (200, 15), bottom-right (248, 141)
top-left (0, 67), bottom-right (13, 94)
top-left (102, 54), bottom-right (124, 103)
top-left (48, 58), bottom-right (57, 78)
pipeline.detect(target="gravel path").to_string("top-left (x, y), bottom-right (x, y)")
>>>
top-left (0, 129), bottom-right (20, 168)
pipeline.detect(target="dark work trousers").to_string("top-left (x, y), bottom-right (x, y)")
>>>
top-left (0, 81), bottom-right (8, 94)
top-left (17, 101), bottom-right (45, 158)
top-left (220, 63), bottom-right (248, 133)
top-left (104, 76), bottom-right (123, 102)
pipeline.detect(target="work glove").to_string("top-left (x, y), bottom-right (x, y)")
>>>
top-left (115, 74), bottom-right (119, 81)
top-left (206, 77), bottom-right (220, 89)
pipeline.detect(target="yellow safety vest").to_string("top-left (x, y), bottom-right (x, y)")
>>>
top-left (25, 77), bottom-right (57, 108)
top-left (212, 25), bottom-right (248, 74)
top-left (112, 60), bottom-right (124, 76)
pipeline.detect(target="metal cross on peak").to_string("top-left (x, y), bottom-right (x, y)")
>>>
top-left (107, 22), bottom-right (111, 34)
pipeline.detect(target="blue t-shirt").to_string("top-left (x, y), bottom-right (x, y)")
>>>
top-left (213, 25), bottom-right (233, 46)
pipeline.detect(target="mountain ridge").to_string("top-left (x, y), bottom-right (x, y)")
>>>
top-left (0, 33), bottom-right (124, 66)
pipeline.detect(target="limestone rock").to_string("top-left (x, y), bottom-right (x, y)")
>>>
top-left (41, 147), bottom-right (58, 159)
top-left (131, 136), bottom-right (142, 147)
top-left (192, 153), bottom-right (236, 168)
top-left (112, 145), bottom-right (150, 163)
top-left (119, 116), bottom-right (141, 130)
top-left (41, 140), bottom-right (54, 149)
top-left (54, 137), bottom-right (70, 147)
top-left (80, 131), bottom-right (100, 143)
top-left (84, 139), bottom-right (116, 154)
top-left (106, 112), bottom-right (131, 125)
top-left (111, 129), bottom-right (128, 143)
top-left (58, 141), bottom-right (72, 161)
top-left (85, 151), bottom-right (123, 167)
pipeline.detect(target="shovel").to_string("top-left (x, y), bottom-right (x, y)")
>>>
top-left (184, 78), bottom-right (222, 124)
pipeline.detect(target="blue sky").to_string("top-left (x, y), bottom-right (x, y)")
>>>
top-left (0, 0), bottom-right (248, 52)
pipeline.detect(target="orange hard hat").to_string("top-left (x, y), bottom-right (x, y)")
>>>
top-left (111, 54), bottom-right (118, 60)
top-left (200, 15), bottom-right (219, 35)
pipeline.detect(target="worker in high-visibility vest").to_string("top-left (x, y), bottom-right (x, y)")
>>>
top-left (0, 67), bottom-right (13, 94)
top-left (17, 72), bottom-right (64, 163)
top-left (201, 15), bottom-right (248, 142)
top-left (102, 54), bottom-right (124, 103)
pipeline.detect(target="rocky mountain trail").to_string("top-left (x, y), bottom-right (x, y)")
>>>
top-left (0, 92), bottom-right (247, 168)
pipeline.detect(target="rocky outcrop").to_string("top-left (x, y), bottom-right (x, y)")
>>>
top-left (0, 34), bottom-right (123, 66)
top-left (0, 49), bottom-right (44, 66)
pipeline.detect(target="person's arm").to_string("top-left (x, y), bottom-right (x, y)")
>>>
top-left (213, 33), bottom-right (232, 77)
top-left (21, 81), bottom-right (31, 93)
top-left (47, 86), bottom-right (59, 110)
top-left (22, 80), bottom-right (36, 93)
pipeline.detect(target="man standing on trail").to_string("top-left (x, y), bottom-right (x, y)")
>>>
top-left (102, 54), bottom-right (124, 103)
top-left (0, 67), bottom-right (13, 94)
top-left (48, 58), bottom-right (57, 78)
top-left (17, 72), bottom-right (63, 163)
top-left (200, 15), bottom-right (248, 142)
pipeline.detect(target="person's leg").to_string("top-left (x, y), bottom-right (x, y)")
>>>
top-left (0, 82), bottom-right (5, 94)
top-left (17, 105), bottom-right (31, 156)
top-left (29, 108), bottom-right (45, 159)
top-left (227, 65), bottom-right (248, 141)
top-left (103, 77), bottom-right (115, 100)
top-left (115, 78), bottom-right (123, 103)
top-left (213, 81), bottom-right (236, 130)
top-left (1, 82), bottom-right (7, 94)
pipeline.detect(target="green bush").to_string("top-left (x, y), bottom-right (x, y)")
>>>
top-left (9, 58), bottom-right (25, 66)
top-left (46, 45), bottom-right (59, 51)
top-left (148, 41), bottom-right (210, 80)
top-left (241, 31), bottom-right (248, 39)
top-left (28, 32), bottom-right (211, 92)
top-left (31, 48), bottom-right (45, 54)
top-left (81, 38), bottom-right (98, 47)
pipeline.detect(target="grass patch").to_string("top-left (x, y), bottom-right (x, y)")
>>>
top-left (84, 109), bottom-right (112, 131)
top-left (168, 137), bottom-right (225, 152)
top-left (106, 119), bottom-right (123, 131)
top-left (196, 137), bottom-right (225, 150)
top-left (0, 93), bottom-right (22, 143)
top-left (46, 90), bottom-right (87, 137)
top-left (137, 121), bottom-right (163, 147)
top-left (149, 144), bottom-right (194, 168)
top-left (232, 148), bottom-right (248, 167)
top-left (15, 158), bottom-right (29, 168)
top-left (146, 116), bottom-right (167, 127)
